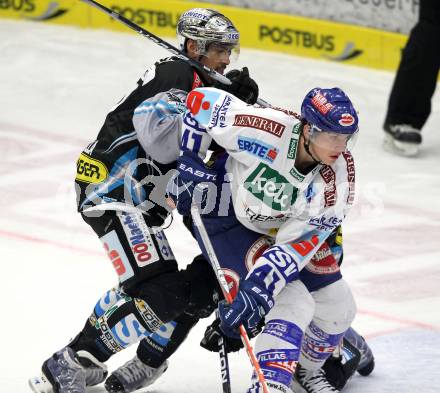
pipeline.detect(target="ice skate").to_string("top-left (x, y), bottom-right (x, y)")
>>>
top-left (291, 364), bottom-right (339, 393)
top-left (104, 356), bottom-right (168, 393)
top-left (28, 347), bottom-right (107, 393)
top-left (383, 123), bottom-right (422, 156)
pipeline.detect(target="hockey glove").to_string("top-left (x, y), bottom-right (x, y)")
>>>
top-left (218, 279), bottom-right (273, 339)
top-left (200, 317), bottom-right (264, 353)
top-left (219, 67), bottom-right (259, 105)
top-left (167, 150), bottom-right (217, 216)
top-left (322, 338), bottom-right (361, 390)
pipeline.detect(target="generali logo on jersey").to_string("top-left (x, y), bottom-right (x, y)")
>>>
top-left (233, 114), bottom-right (286, 137)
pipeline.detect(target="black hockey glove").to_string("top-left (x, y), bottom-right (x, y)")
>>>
top-left (322, 338), bottom-right (361, 390)
top-left (200, 317), bottom-right (264, 353)
top-left (218, 67), bottom-right (259, 104)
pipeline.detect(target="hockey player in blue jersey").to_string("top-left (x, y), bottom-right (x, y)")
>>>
top-left (167, 86), bottom-right (365, 393)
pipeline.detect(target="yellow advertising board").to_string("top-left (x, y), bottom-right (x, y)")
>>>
top-left (0, 0), bottom-right (409, 72)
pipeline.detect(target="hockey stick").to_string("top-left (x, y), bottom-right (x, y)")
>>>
top-left (79, 0), bottom-right (271, 108)
top-left (215, 309), bottom-right (232, 393)
top-left (191, 204), bottom-right (270, 393)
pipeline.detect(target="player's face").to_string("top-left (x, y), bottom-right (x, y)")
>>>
top-left (306, 125), bottom-right (353, 165)
top-left (200, 43), bottom-right (233, 75)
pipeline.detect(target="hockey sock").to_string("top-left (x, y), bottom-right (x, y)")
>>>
top-left (136, 312), bottom-right (199, 368)
top-left (300, 321), bottom-right (345, 370)
top-left (255, 319), bottom-right (303, 386)
top-left (71, 289), bottom-right (167, 361)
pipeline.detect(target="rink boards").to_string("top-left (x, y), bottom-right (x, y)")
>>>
top-left (0, 0), bottom-right (409, 72)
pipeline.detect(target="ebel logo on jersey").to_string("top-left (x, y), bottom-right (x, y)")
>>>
top-left (237, 136), bottom-right (278, 163)
top-left (245, 164), bottom-right (298, 211)
top-left (118, 212), bottom-right (160, 267)
top-left (76, 153), bottom-right (108, 184)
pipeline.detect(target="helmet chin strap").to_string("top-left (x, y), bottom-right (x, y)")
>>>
top-left (304, 136), bottom-right (323, 165)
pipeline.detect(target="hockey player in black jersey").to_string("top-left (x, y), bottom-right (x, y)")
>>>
top-left (29, 8), bottom-right (259, 393)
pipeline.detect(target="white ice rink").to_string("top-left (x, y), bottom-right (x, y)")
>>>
top-left (1, 19), bottom-right (439, 393)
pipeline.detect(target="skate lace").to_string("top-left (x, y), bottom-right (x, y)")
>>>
top-left (299, 368), bottom-right (338, 393)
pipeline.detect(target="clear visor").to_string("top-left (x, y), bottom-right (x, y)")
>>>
top-left (195, 41), bottom-right (240, 63)
top-left (308, 124), bottom-right (359, 151)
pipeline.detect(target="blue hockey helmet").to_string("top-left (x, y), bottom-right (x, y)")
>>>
top-left (301, 87), bottom-right (358, 135)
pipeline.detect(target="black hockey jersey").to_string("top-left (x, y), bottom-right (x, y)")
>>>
top-left (75, 57), bottom-right (206, 226)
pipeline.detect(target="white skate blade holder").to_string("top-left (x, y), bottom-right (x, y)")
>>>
top-left (28, 374), bottom-right (52, 393)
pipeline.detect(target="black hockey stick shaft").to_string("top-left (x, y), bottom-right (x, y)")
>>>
top-left (80, 0), bottom-right (272, 107)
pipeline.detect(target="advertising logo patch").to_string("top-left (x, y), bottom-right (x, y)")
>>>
top-left (287, 123), bottom-right (302, 160)
top-left (134, 299), bottom-right (164, 332)
top-left (186, 88), bottom-right (221, 126)
top-left (237, 136), bottom-right (279, 163)
top-left (101, 231), bottom-right (134, 284)
top-left (245, 163), bottom-right (298, 211)
top-left (210, 94), bottom-right (232, 128)
top-left (76, 153), bottom-right (108, 184)
top-left (222, 268), bottom-right (240, 300)
top-left (311, 92), bottom-right (334, 115)
top-left (233, 114), bottom-right (286, 137)
top-left (320, 166), bottom-right (337, 207)
top-left (343, 152), bottom-right (355, 204)
top-left (339, 113), bottom-right (355, 126)
top-left (305, 242), bottom-right (340, 275)
top-left (308, 215), bottom-right (343, 231)
top-left (244, 236), bottom-right (274, 271)
top-left (118, 212), bottom-right (160, 267)
top-left (153, 229), bottom-right (175, 261)
top-left (259, 25), bottom-right (335, 52)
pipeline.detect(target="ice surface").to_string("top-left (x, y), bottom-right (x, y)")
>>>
top-left (1, 20), bottom-right (439, 393)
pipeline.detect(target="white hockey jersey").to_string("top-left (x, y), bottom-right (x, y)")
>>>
top-left (133, 87), bottom-right (355, 296)
top-left (185, 88), bottom-right (355, 295)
